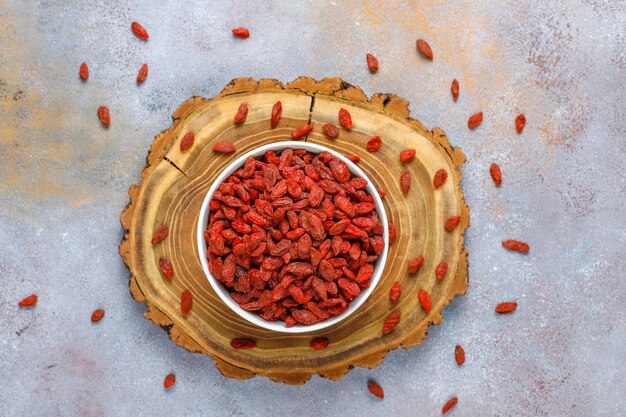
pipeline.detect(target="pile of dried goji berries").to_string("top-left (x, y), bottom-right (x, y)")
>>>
top-left (203, 148), bottom-right (385, 326)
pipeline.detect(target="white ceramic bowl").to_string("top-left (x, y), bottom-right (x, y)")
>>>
top-left (197, 141), bottom-right (389, 333)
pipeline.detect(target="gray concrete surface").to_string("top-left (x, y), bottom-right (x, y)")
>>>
top-left (1, 1), bottom-right (625, 416)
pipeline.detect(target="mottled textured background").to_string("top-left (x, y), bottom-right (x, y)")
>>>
top-left (1, 1), bottom-right (625, 416)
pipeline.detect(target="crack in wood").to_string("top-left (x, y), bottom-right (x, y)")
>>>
top-left (164, 157), bottom-right (188, 177)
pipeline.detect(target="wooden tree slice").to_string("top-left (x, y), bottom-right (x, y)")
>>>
top-left (119, 77), bottom-right (469, 385)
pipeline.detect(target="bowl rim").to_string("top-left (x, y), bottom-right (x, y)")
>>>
top-left (197, 141), bottom-right (389, 333)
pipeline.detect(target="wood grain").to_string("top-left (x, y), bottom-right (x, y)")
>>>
top-left (119, 77), bottom-right (469, 384)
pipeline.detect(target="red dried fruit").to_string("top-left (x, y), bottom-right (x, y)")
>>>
top-left (291, 124), bottom-right (313, 139)
top-left (418, 289), bottom-right (431, 312)
top-left (366, 53), bottom-right (379, 72)
top-left (159, 257), bottom-right (174, 280)
top-left (433, 169), bottom-right (448, 189)
top-left (455, 345), bottom-right (465, 365)
top-left (502, 240), bottom-right (529, 253)
top-left (97, 106), bottom-right (110, 127)
top-left (79, 63), bottom-right (89, 80)
top-left (180, 132), bottom-right (194, 152)
top-left (212, 141), bottom-right (236, 153)
top-left (515, 113), bottom-right (526, 133)
top-left (91, 308), bottom-right (105, 323)
top-left (451, 79), bottom-right (459, 101)
top-left (136, 64), bottom-right (148, 84)
top-left (131, 21), bottom-right (149, 40)
top-left (151, 225), bottom-right (169, 244)
top-left (382, 311), bottom-right (401, 334)
top-left (495, 301), bottom-right (518, 314)
top-left (389, 282), bottom-right (401, 302)
top-left (18, 294), bottom-right (38, 307)
top-left (442, 397), bottom-right (458, 414)
top-left (310, 337), bottom-right (329, 350)
top-left (345, 154), bottom-right (360, 163)
top-left (468, 112), bottom-right (483, 129)
top-left (271, 101), bottom-right (282, 128)
top-left (368, 381), bottom-right (384, 399)
top-left (490, 163), bottom-right (502, 186)
top-left (416, 39), bottom-right (433, 59)
top-left (388, 224), bottom-right (397, 244)
top-left (407, 256), bottom-right (424, 274)
top-left (234, 103), bottom-right (249, 124)
top-left (366, 136), bottom-right (382, 152)
top-left (445, 215), bottom-right (461, 232)
top-left (180, 290), bottom-right (192, 316)
top-left (164, 373), bottom-right (176, 389)
top-left (436, 261), bottom-right (448, 280)
top-left (232, 27), bottom-right (250, 38)
top-left (231, 338), bottom-right (257, 348)
top-left (323, 123), bottom-right (339, 138)
top-left (399, 149), bottom-right (416, 163)
top-left (400, 171), bottom-right (411, 195)
top-left (338, 108), bottom-right (352, 129)
top-left (377, 189), bottom-right (385, 198)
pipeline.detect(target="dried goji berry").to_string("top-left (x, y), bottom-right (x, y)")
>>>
top-left (136, 63), bottom-right (148, 84)
top-left (323, 123), bottom-right (339, 138)
top-left (366, 53), bottom-right (379, 72)
top-left (445, 215), bottom-right (461, 232)
top-left (291, 124), bottom-right (313, 139)
top-left (433, 168), bottom-right (448, 189)
top-left (388, 224), bottom-right (397, 244)
top-left (131, 21), bottom-right (149, 40)
top-left (502, 240), bottom-right (529, 253)
top-left (97, 106), bottom-right (110, 127)
top-left (366, 136), bottom-right (382, 152)
top-left (407, 256), bottom-right (424, 274)
top-left (389, 282), bottom-right (401, 302)
top-left (399, 149), bottom-right (416, 163)
top-left (231, 338), bottom-right (256, 348)
top-left (79, 63), bottom-right (89, 80)
top-left (271, 101), bottom-right (282, 128)
top-left (400, 171), bottom-right (411, 195)
top-left (234, 103), bottom-right (249, 124)
top-left (91, 308), bottom-right (105, 323)
top-left (418, 289), bottom-right (431, 312)
top-left (159, 257), bottom-right (174, 280)
top-left (212, 141), bottom-right (236, 153)
top-left (436, 261), bottom-right (448, 280)
top-left (151, 225), bottom-right (169, 244)
top-left (416, 39), bottom-right (433, 60)
top-left (455, 345), bottom-right (465, 365)
top-left (468, 112), bottom-right (483, 129)
top-left (451, 79), bottom-right (459, 101)
top-left (495, 301), bottom-right (518, 314)
top-left (232, 27), bottom-right (250, 38)
top-left (164, 373), bottom-right (176, 389)
top-left (442, 397), bottom-right (458, 414)
top-left (338, 108), bottom-right (352, 129)
top-left (18, 294), bottom-right (38, 307)
top-left (180, 132), bottom-right (194, 152)
top-left (382, 311), bottom-right (401, 334)
top-left (310, 337), bottom-right (329, 350)
top-left (345, 154), bottom-right (360, 163)
top-left (490, 163), bottom-right (502, 186)
top-left (368, 381), bottom-right (384, 399)
top-left (377, 189), bottom-right (385, 198)
top-left (515, 113), bottom-right (526, 133)
top-left (180, 290), bottom-right (192, 316)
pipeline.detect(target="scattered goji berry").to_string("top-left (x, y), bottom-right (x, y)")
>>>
top-left (231, 338), bottom-right (256, 349)
top-left (366, 136), bottom-right (382, 152)
top-left (407, 256), bottom-right (424, 274)
top-left (368, 381), bottom-right (384, 399)
top-left (291, 124), bottom-right (313, 139)
top-left (164, 373), bottom-right (176, 389)
top-left (338, 108), bottom-right (352, 129)
top-left (455, 345), bottom-right (465, 365)
top-left (18, 294), bottom-right (37, 307)
top-left (310, 337), bottom-right (329, 350)
top-left (377, 189), bottom-right (385, 198)
top-left (323, 123), bottom-right (339, 138)
top-left (180, 132), bottom-right (195, 152)
top-left (445, 215), bottom-right (461, 232)
top-left (180, 290), bottom-right (192, 316)
top-left (515, 113), bottom-right (526, 133)
top-left (490, 163), bottom-right (502, 186)
top-left (151, 225), bottom-right (169, 244)
top-left (502, 240), bottom-right (529, 253)
top-left (131, 21), bottom-right (149, 40)
top-left (399, 149), bottom-right (416, 163)
top-left (136, 63), bottom-right (148, 84)
top-left (232, 27), bottom-right (250, 38)
top-left (79, 63), bottom-right (89, 80)
top-left (433, 168), bottom-right (448, 189)
top-left (436, 261), bottom-right (448, 280)
top-left (382, 311), bottom-right (401, 334)
top-left (159, 257), bottom-right (174, 280)
top-left (271, 101), bottom-right (282, 128)
top-left (212, 141), bottom-right (236, 153)
top-left (400, 171), bottom-right (411, 195)
top-left (234, 103), bottom-right (248, 124)
top-left (389, 282), bottom-right (401, 302)
top-left (468, 112), bottom-right (483, 129)
top-left (451, 79), bottom-right (459, 101)
top-left (345, 154), bottom-right (360, 163)
top-left (442, 397), bottom-right (458, 414)
top-left (97, 106), bottom-right (110, 127)
top-left (418, 289), bottom-right (431, 312)
top-left (388, 224), bottom-right (397, 244)
top-left (416, 39), bottom-right (433, 60)
top-left (366, 53), bottom-right (379, 72)
top-left (495, 302), bottom-right (518, 314)
top-left (91, 308), bottom-right (105, 323)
